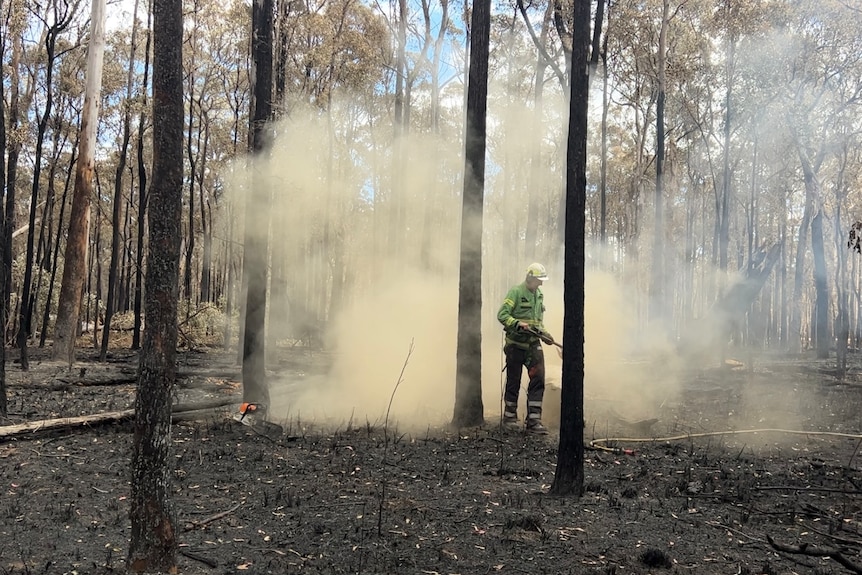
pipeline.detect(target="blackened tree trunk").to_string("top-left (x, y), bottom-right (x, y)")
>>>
top-left (19, 2), bottom-right (76, 370)
top-left (40, 137), bottom-right (77, 348)
top-left (452, 0), bottom-right (490, 429)
top-left (126, 0), bottom-right (183, 570)
top-left (242, 0), bottom-right (274, 407)
top-left (550, 0), bottom-right (590, 498)
top-left (133, 22), bottom-right (152, 351)
top-left (649, 0), bottom-right (669, 322)
top-left (800, 154), bottom-right (829, 359)
top-left (101, 0), bottom-right (142, 361)
top-left (0, 34), bottom-right (7, 418)
top-left (198, 127), bottom-right (212, 304)
top-left (52, 0), bottom-right (105, 365)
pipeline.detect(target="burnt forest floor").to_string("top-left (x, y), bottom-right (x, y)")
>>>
top-left (2, 343), bottom-right (862, 575)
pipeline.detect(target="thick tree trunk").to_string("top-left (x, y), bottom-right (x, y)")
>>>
top-left (242, 0), bottom-right (274, 407)
top-left (550, 0), bottom-right (590, 499)
top-left (126, 0), bottom-right (183, 569)
top-left (0, 43), bottom-right (6, 417)
top-left (452, 0), bottom-right (490, 429)
top-left (53, 0), bottom-right (105, 365)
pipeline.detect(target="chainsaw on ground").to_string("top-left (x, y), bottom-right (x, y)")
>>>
top-left (234, 402), bottom-right (283, 441)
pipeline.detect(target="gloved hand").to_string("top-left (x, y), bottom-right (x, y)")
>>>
top-left (535, 330), bottom-right (556, 346)
top-left (520, 324), bottom-right (555, 345)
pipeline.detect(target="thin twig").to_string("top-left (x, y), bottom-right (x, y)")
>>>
top-left (182, 502), bottom-right (242, 532)
top-left (377, 340), bottom-right (414, 537)
top-left (753, 485), bottom-right (862, 495)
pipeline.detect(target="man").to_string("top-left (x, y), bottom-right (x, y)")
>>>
top-left (497, 262), bottom-right (551, 434)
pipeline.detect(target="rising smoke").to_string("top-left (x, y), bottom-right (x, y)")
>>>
top-left (223, 72), bottom-right (780, 435)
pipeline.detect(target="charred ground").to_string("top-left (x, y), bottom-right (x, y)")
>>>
top-left (1, 345), bottom-right (862, 575)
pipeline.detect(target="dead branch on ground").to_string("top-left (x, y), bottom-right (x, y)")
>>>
top-left (767, 534), bottom-right (862, 574)
top-left (0, 398), bottom-right (236, 440)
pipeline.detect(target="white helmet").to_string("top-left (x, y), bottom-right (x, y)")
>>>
top-left (526, 262), bottom-right (548, 281)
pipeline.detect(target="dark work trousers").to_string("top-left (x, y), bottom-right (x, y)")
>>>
top-left (503, 343), bottom-right (545, 422)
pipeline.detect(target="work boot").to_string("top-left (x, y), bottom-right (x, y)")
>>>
top-left (502, 414), bottom-right (520, 430)
top-left (526, 420), bottom-right (548, 435)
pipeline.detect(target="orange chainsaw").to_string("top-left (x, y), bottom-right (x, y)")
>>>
top-left (236, 402), bottom-right (283, 440)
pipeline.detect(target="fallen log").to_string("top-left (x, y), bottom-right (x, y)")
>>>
top-left (0, 398), bottom-right (237, 440)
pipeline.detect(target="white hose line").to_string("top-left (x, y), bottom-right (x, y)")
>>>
top-left (589, 428), bottom-right (862, 452)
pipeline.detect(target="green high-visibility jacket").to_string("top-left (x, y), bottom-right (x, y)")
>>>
top-left (497, 282), bottom-right (545, 349)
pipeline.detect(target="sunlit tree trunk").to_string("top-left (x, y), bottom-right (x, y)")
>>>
top-left (126, 0), bottom-right (183, 569)
top-left (4, 25), bottom-right (26, 344)
top-left (452, 0), bottom-right (490, 428)
top-left (53, 0), bottom-right (105, 365)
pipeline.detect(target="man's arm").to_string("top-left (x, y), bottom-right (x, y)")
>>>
top-left (497, 287), bottom-right (520, 329)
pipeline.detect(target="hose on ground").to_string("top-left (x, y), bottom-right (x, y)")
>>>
top-left (588, 428), bottom-right (862, 455)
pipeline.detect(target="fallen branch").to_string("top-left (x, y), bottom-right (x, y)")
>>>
top-left (767, 534), bottom-right (862, 574)
top-left (183, 502), bottom-right (242, 532)
top-left (755, 485), bottom-right (862, 495)
top-left (0, 398), bottom-right (237, 440)
top-left (180, 549), bottom-right (218, 568)
top-left (53, 376), bottom-right (139, 388)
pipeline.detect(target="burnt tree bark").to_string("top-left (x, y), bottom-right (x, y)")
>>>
top-left (649, 0), bottom-right (669, 322)
top-left (18, 1), bottom-right (77, 370)
top-left (550, 0), bottom-right (590, 498)
top-left (242, 0), bottom-right (275, 407)
top-left (39, 135), bottom-right (77, 348)
top-left (132, 21), bottom-right (152, 351)
top-left (0, 34), bottom-right (6, 417)
top-left (126, 0), bottom-right (183, 570)
top-left (452, 0), bottom-right (490, 428)
top-left (101, 0), bottom-right (142, 361)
